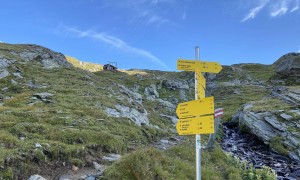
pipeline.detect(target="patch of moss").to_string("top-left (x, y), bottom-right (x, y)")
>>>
top-left (269, 137), bottom-right (289, 156)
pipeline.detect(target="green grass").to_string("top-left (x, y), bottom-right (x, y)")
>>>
top-left (269, 137), bottom-right (289, 156)
top-left (0, 57), bottom-right (177, 178)
top-left (214, 85), bottom-right (270, 121)
top-left (103, 141), bottom-right (276, 180)
top-left (242, 64), bottom-right (275, 81)
top-left (249, 98), bottom-right (291, 112)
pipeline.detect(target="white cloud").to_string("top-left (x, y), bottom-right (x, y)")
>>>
top-left (241, 1), bottom-right (267, 22)
top-left (146, 15), bottom-right (170, 26)
top-left (241, 0), bottom-right (300, 21)
top-left (290, 0), bottom-right (300, 12)
top-left (63, 27), bottom-right (170, 70)
top-left (270, 0), bottom-right (289, 17)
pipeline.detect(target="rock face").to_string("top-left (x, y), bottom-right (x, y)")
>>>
top-left (233, 106), bottom-right (300, 162)
top-left (144, 84), bottom-right (159, 100)
top-left (0, 43), bottom-right (72, 69)
top-left (105, 105), bottom-right (149, 126)
top-left (162, 79), bottom-right (189, 90)
top-left (274, 52), bottom-right (300, 77)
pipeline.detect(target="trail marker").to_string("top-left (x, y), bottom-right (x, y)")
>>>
top-left (196, 70), bottom-right (206, 90)
top-left (176, 96), bottom-right (214, 119)
top-left (176, 116), bottom-right (214, 135)
top-left (176, 47), bottom-right (222, 180)
top-left (177, 59), bottom-right (198, 71)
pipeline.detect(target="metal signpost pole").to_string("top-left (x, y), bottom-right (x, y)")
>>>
top-left (195, 46), bottom-right (201, 180)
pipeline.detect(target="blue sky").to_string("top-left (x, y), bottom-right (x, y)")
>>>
top-left (0, 0), bottom-right (300, 71)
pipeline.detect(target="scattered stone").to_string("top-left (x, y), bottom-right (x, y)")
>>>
top-left (243, 103), bottom-right (253, 111)
top-left (11, 79), bottom-right (18, 85)
top-left (28, 174), bottom-right (46, 180)
top-left (280, 113), bottom-right (293, 121)
top-left (84, 176), bottom-right (96, 180)
top-left (12, 72), bottom-right (23, 78)
top-left (92, 162), bottom-right (104, 172)
top-left (33, 92), bottom-right (54, 103)
top-left (0, 69), bottom-right (9, 79)
top-left (233, 89), bottom-right (241, 95)
top-left (102, 154), bottom-right (121, 162)
top-left (35, 143), bottom-right (42, 148)
top-left (72, 165), bottom-right (79, 172)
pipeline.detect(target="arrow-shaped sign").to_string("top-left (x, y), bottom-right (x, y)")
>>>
top-left (177, 59), bottom-right (222, 73)
top-left (176, 115), bottom-right (214, 135)
top-left (198, 62), bottom-right (222, 73)
top-left (176, 96), bottom-right (214, 119)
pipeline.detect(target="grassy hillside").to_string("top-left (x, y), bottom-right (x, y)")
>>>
top-left (65, 55), bottom-right (103, 72)
top-left (0, 43), bottom-right (282, 179)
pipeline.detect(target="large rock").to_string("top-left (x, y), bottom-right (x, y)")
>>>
top-left (28, 174), bottom-right (46, 180)
top-left (118, 84), bottom-right (143, 105)
top-left (105, 105), bottom-right (149, 126)
top-left (0, 43), bottom-right (72, 69)
top-left (162, 79), bottom-right (189, 90)
top-left (0, 69), bottom-right (9, 79)
top-left (156, 99), bottom-right (176, 111)
top-left (234, 107), bottom-right (300, 162)
top-left (274, 53), bottom-right (300, 77)
top-left (144, 84), bottom-right (159, 100)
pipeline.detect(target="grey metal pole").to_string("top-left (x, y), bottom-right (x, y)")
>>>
top-left (195, 46), bottom-right (201, 180)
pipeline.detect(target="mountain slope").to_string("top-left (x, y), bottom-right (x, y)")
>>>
top-left (1, 43), bottom-right (298, 179)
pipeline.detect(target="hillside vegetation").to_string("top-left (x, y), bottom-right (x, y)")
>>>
top-left (1, 43), bottom-right (299, 179)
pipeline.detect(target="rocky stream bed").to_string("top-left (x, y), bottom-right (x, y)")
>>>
top-left (221, 123), bottom-right (300, 180)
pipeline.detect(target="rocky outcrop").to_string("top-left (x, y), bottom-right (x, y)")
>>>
top-left (162, 79), bottom-right (189, 90)
top-left (144, 84), bottom-right (159, 100)
top-left (233, 105), bottom-right (300, 162)
top-left (105, 105), bottom-right (149, 126)
top-left (271, 86), bottom-right (300, 105)
top-left (0, 43), bottom-right (72, 69)
top-left (156, 99), bottom-right (176, 111)
top-left (274, 52), bottom-right (300, 77)
top-left (118, 84), bottom-right (143, 105)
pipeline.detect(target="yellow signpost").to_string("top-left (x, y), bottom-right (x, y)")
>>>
top-left (198, 61), bottom-right (222, 73)
top-left (177, 59), bottom-right (198, 71)
top-left (176, 48), bottom-right (222, 180)
top-left (196, 70), bottom-right (206, 90)
top-left (176, 116), bottom-right (214, 135)
top-left (176, 96), bottom-right (214, 119)
top-left (177, 59), bottom-right (222, 73)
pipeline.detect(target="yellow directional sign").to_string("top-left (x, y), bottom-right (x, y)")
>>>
top-left (177, 59), bottom-right (198, 71)
top-left (176, 96), bottom-right (214, 119)
top-left (197, 87), bottom-right (205, 99)
top-left (198, 62), bottom-right (222, 73)
top-left (177, 59), bottom-right (222, 73)
top-left (196, 70), bottom-right (206, 90)
top-left (176, 115), bottom-right (214, 135)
